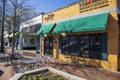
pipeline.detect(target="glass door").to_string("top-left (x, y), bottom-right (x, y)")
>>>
top-left (44, 37), bottom-right (53, 57)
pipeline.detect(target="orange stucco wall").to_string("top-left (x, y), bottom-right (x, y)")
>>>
top-left (41, 0), bottom-right (119, 71)
top-left (43, 0), bottom-right (116, 24)
top-left (43, 2), bottom-right (80, 24)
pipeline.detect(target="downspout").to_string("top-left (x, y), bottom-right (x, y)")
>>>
top-left (117, 0), bottom-right (120, 71)
top-left (39, 12), bottom-right (44, 57)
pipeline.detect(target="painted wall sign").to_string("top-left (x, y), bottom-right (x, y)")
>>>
top-left (21, 15), bottom-right (42, 28)
top-left (45, 14), bottom-right (54, 21)
top-left (79, 0), bottom-right (109, 13)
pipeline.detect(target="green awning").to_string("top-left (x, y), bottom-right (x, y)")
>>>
top-left (4, 34), bottom-right (9, 38)
top-left (52, 13), bottom-right (109, 34)
top-left (9, 32), bottom-right (19, 38)
top-left (37, 23), bottom-right (56, 35)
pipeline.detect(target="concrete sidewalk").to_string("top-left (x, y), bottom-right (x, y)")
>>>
top-left (0, 47), bottom-right (120, 80)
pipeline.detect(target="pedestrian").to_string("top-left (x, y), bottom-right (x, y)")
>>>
top-left (5, 42), bottom-right (8, 47)
top-left (15, 41), bottom-right (18, 50)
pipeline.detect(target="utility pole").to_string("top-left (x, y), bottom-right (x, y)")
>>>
top-left (1, 0), bottom-right (6, 53)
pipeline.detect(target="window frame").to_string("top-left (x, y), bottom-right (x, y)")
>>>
top-left (59, 33), bottom-right (108, 60)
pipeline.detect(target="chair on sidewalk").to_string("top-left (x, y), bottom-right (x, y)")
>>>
top-left (10, 61), bottom-right (25, 76)
top-left (10, 61), bottom-right (19, 76)
top-left (17, 50), bottom-right (32, 61)
top-left (0, 70), bottom-right (4, 77)
top-left (35, 56), bottom-right (47, 68)
top-left (18, 50), bottom-right (25, 58)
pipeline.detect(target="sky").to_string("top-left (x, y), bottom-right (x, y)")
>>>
top-left (29, 0), bottom-right (80, 13)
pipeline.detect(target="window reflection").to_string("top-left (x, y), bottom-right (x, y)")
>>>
top-left (61, 37), bottom-right (69, 53)
top-left (44, 37), bottom-right (53, 56)
top-left (89, 34), bottom-right (101, 59)
top-left (69, 36), bottom-right (77, 54)
top-left (80, 35), bottom-right (89, 57)
top-left (59, 34), bottom-right (108, 60)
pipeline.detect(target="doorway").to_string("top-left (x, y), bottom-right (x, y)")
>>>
top-left (118, 14), bottom-right (120, 71)
top-left (118, 34), bottom-right (120, 71)
top-left (44, 37), bottom-right (53, 57)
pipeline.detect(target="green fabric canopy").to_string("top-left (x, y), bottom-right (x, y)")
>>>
top-left (4, 34), bottom-right (10, 38)
top-left (9, 32), bottom-right (19, 38)
top-left (52, 13), bottom-right (109, 34)
top-left (37, 23), bottom-right (55, 35)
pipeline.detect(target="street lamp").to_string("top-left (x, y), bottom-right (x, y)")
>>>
top-left (1, 0), bottom-right (6, 53)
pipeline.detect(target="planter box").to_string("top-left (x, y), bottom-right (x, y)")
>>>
top-left (9, 67), bottom-right (85, 80)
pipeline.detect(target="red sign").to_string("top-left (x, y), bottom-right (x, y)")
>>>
top-left (87, 0), bottom-right (92, 3)
top-left (45, 14), bottom-right (54, 21)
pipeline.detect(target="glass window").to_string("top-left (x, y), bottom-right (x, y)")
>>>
top-left (69, 36), bottom-right (77, 54)
top-left (89, 34), bottom-right (101, 59)
top-left (61, 36), bottom-right (70, 54)
top-left (101, 34), bottom-right (108, 60)
top-left (59, 36), bottom-right (78, 55)
top-left (30, 38), bottom-right (35, 44)
top-left (44, 37), bottom-right (53, 56)
top-left (80, 35), bottom-right (89, 57)
top-left (59, 33), bottom-right (108, 60)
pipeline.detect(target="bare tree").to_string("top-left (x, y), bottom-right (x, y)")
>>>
top-left (0, 0), bottom-right (3, 37)
top-left (0, 0), bottom-right (2, 18)
top-left (4, 0), bottom-right (39, 58)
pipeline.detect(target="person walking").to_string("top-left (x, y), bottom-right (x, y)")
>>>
top-left (15, 41), bottom-right (18, 50)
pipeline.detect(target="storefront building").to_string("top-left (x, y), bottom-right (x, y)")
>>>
top-left (37, 0), bottom-right (120, 71)
top-left (19, 14), bottom-right (43, 50)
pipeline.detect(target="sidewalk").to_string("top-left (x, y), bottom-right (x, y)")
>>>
top-left (0, 47), bottom-right (120, 80)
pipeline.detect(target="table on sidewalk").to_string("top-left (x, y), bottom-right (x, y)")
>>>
top-left (21, 59), bottom-right (38, 70)
top-left (6, 54), bottom-right (21, 65)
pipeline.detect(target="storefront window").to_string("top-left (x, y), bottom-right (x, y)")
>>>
top-left (89, 34), bottom-right (101, 59)
top-left (61, 36), bottom-right (70, 54)
top-left (59, 36), bottom-right (78, 54)
top-left (30, 38), bottom-right (35, 44)
top-left (69, 36), bottom-right (77, 54)
top-left (101, 34), bottom-right (108, 60)
top-left (80, 35), bottom-right (89, 57)
top-left (44, 37), bottom-right (53, 56)
top-left (59, 33), bottom-right (108, 60)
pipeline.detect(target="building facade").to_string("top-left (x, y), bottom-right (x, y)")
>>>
top-left (19, 14), bottom-right (43, 50)
top-left (37, 0), bottom-right (120, 71)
